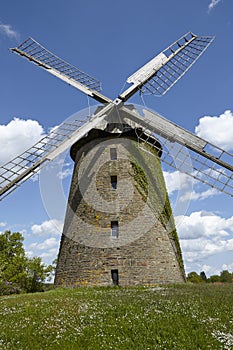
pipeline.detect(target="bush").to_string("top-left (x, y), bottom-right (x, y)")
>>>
top-left (0, 281), bottom-right (22, 296)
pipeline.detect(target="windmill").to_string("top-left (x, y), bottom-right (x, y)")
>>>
top-left (1, 32), bottom-right (233, 286)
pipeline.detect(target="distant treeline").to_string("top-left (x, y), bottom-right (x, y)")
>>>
top-left (187, 270), bottom-right (233, 283)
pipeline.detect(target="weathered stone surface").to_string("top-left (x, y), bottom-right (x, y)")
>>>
top-left (55, 129), bottom-right (186, 286)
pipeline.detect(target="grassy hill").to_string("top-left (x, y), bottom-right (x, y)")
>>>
top-left (0, 284), bottom-right (232, 349)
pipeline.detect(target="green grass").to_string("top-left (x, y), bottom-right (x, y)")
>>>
top-left (0, 284), bottom-right (232, 349)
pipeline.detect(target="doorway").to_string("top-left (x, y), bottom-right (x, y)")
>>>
top-left (111, 269), bottom-right (119, 286)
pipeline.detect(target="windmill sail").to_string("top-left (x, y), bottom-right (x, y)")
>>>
top-left (3, 31), bottom-right (231, 200)
top-left (11, 37), bottom-right (111, 104)
top-left (121, 105), bottom-right (233, 196)
top-left (119, 32), bottom-right (214, 101)
top-left (0, 103), bottom-right (115, 199)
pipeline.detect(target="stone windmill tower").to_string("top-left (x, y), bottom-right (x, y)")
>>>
top-left (1, 32), bottom-right (233, 286)
top-left (54, 113), bottom-right (185, 286)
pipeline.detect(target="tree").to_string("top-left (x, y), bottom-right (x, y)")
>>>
top-left (200, 271), bottom-right (207, 282)
top-left (0, 230), bottom-right (27, 287)
top-left (24, 257), bottom-right (53, 293)
top-left (220, 270), bottom-right (233, 283)
top-left (187, 272), bottom-right (203, 283)
top-left (207, 270), bottom-right (233, 283)
top-left (0, 230), bottom-right (53, 294)
top-left (207, 275), bottom-right (221, 283)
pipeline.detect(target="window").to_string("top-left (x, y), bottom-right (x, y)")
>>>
top-left (111, 221), bottom-right (119, 238)
top-left (111, 175), bottom-right (117, 190)
top-left (110, 147), bottom-right (117, 160)
top-left (111, 269), bottom-right (119, 285)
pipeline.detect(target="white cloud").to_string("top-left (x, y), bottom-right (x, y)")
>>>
top-left (195, 110), bottom-right (233, 151)
top-left (35, 237), bottom-right (59, 250)
top-left (26, 237), bottom-right (60, 265)
top-left (26, 219), bottom-right (63, 264)
top-left (177, 211), bottom-right (233, 240)
top-left (164, 170), bottom-right (193, 195)
top-left (0, 23), bottom-right (19, 40)
top-left (0, 118), bottom-right (44, 165)
top-left (176, 211), bottom-right (233, 264)
top-left (164, 170), bottom-right (219, 203)
top-left (179, 188), bottom-right (219, 202)
top-left (28, 237), bottom-right (59, 253)
top-left (57, 164), bottom-right (73, 180)
top-left (222, 262), bottom-right (233, 273)
top-left (31, 219), bottom-right (63, 236)
top-left (208, 0), bottom-right (222, 12)
top-left (181, 238), bottom-right (233, 263)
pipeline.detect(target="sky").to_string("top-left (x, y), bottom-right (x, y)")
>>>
top-left (0, 0), bottom-right (233, 278)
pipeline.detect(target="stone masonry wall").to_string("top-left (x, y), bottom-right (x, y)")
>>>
top-left (54, 129), bottom-right (186, 286)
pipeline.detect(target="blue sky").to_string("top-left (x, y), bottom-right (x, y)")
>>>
top-left (0, 0), bottom-right (233, 277)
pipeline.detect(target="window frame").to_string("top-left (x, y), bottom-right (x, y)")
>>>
top-left (111, 220), bottom-right (119, 238)
top-left (110, 147), bottom-right (117, 160)
top-left (110, 175), bottom-right (117, 190)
